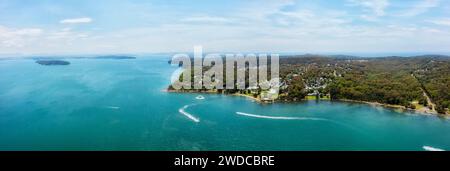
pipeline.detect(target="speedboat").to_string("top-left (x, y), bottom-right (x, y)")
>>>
top-left (196, 95), bottom-right (205, 100)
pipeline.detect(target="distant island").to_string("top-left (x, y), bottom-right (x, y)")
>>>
top-left (31, 55), bottom-right (136, 60)
top-left (32, 55), bottom-right (137, 65)
top-left (168, 54), bottom-right (450, 115)
top-left (36, 60), bottom-right (70, 66)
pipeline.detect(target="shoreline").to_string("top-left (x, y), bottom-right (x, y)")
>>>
top-left (165, 89), bottom-right (267, 103)
top-left (165, 89), bottom-right (263, 102)
top-left (164, 89), bottom-right (448, 117)
top-left (232, 93), bottom-right (262, 103)
top-left (336, 99), bottom-right (438, 116)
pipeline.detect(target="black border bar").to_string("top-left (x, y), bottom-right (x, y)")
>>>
top-left (1, 151), bottom-right (449, 169)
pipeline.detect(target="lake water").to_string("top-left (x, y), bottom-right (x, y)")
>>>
top-left (1, 56), bottom-right (449, 151)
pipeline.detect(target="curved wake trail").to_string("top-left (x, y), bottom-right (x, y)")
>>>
top-left (236, 112), bottom-right (327, 121)
top-left (423, 146), bottom-right (445, 151)
top-left (235, 112), bottom-right (364, 134)
top-left (179, 105), bottom-right (200, 123)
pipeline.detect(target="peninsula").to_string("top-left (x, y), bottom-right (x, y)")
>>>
top-left (168, 55), bottom-right (450, 115)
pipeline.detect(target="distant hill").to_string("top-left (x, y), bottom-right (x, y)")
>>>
top-left (411, 54), bottom-right (450, 59)
top-left (92, 55), bottom-right (136, 59)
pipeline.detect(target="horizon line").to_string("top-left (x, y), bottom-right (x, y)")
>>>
top-left (2, 52), bottom-right (450, 58)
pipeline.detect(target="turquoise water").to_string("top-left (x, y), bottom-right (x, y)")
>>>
top-left (1, 56), bottom-right (450, 151)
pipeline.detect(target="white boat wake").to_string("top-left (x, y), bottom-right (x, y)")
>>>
top-left (423, 146), bottom-right (445, 151)
top-left (235, 111), bottom-right (365, 134)
top-left (235, 112), bottom-right (327, 121)
top-left (105, 106), bottom-right (120, 110)
top-left (179, 105), bottom-right (200, 123)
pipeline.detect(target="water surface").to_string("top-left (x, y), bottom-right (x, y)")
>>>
top-left (0, 57), bottom-right (449, 151)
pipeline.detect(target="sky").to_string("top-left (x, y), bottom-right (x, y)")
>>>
top-left (0, 0), bottom-right (450, 55)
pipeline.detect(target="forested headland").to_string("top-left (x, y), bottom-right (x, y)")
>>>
top-left (168, 55), bottom-right (450, 115)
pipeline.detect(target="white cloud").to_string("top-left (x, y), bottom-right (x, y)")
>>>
top-left (271, 10), bottom-right (350, 27)
top-left (348, 0), bottom-right (390, 17)
top-left (181, 16), bottom-right (233, 24)
top-left (0, 25), bottom-right (43, 47)
top-left (60, 17), bottom-right (93, 24)
top-left (399, 0), bottom-right (440, 17)
top-left (47, 28), bottom-right (89, 40)
top-left (428, 18), bottom-right (450, 26)
top-left (0, 25), bottom-right (91, 53)
top-left (2, 1), bottom-right (450, 54)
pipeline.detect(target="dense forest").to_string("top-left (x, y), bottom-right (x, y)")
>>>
top-left (413, 57), bottom-right (450, 114)
top-left (169, 55), bottom-right (450, 115)
top-left (281, 55), bottom-right (449, 114)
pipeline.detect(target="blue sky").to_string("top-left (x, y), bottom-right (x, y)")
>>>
top-left (0, 0), bottom-right (450, 55)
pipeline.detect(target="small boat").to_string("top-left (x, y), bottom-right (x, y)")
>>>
top-left (196, 95), bottom-right (205, 100)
